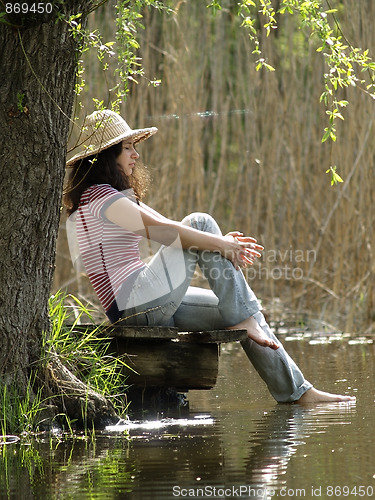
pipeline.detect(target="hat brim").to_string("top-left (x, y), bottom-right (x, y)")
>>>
top-left (66, 126), bottom-right (157, 167)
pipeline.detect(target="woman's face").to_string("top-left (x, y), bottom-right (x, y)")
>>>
top-left (116, 140), bottom-right (139, 177)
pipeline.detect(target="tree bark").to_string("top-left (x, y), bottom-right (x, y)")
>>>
top-left (0, 1), bottom-right (118, 426)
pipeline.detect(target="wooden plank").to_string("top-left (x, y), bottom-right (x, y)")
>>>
top-left (70, 325), bottom-right (247, 390)
top-left (72, 324), bottom-right (179, 340)
top-left (111, 338), bottom-right (219, 389)
top-left (177, 329), bottom-right (247, 343)
top-left (108, 325), bottom-right (178, 340)
top-left (71, 324), bottom-right (247, 343)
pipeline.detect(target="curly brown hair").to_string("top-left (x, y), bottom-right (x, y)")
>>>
top-left (64, 142), bottom-right (150, 215)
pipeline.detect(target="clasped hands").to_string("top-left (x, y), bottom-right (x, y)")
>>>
top-left (224, 231), bottom-right (264, 270)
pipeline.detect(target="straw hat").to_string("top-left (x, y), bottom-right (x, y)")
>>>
top-left (66, 109), bottom-right (157, 166)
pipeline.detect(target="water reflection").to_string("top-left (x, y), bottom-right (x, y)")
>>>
top-left (0, 403), bottom-right (357, 499)
top-left (243, 403), bottom-right (355, 494)
top-left (106, 415), bottom-right (214, 432)
top-left (0, 340), bottom-right (373, 500)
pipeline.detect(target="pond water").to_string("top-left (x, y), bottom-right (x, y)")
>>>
top-left (1, 333), bottom-right (375, 500)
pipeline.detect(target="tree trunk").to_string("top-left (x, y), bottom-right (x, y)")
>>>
top-left (0, 1), bottom-right (117, 426)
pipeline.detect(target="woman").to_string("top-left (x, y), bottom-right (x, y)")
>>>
top-left (65, 109), bottom-right (354, 404)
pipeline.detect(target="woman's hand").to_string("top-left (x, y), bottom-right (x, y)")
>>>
top-left (222, 231), bottom-right (264, 270)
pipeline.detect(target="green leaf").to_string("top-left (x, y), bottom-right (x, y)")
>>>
top-left (334, 172), bottom-right (344, 183)
top-left (263, 62), bottom-right (275, 71)
top-left (322, 128), bottom-right (330, 143)
top-left (326, 166), bottom-right (344, 185)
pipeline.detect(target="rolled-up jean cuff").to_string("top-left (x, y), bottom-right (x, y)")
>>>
top-left (282, 382), bottom-right (314, 403)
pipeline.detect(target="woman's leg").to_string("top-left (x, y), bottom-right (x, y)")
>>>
top-left (173, 286), bottom-right (312, 402)
top-left (173, 286), bottom-right (225, 331)
top-left (174, 286), bottom-right (354, 403)
top-left (178, 213), bottom-right (355, 403)
top-left (186, 213), bottom-right (278, 347)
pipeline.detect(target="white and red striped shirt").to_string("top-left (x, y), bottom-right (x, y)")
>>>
top-left (75, 184), bottom-right (145, 315)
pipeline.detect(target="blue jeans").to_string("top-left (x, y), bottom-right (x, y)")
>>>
top-left (120, 213), bottom-right (312, 402)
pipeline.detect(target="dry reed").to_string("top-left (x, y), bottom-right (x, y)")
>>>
top-left (55, 0), bottom-right (375, 333)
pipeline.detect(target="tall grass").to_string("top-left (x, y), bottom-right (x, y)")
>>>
top-left (0, 292), bottom-right (129, 436)
top-left (45, 292), bottom-right (130, 417)
top-left (56, 0), bottom-right (375, 333)
top-left (0, 374), bottom-right (43, 437)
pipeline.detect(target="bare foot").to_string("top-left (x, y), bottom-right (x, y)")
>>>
top-left (226, 315), bottom-right (279, 350)
top-left (297, 388), bottom-right (356, 404)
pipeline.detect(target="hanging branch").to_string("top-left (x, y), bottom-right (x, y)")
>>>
top-left (209, 0), bottom-right (375, 183)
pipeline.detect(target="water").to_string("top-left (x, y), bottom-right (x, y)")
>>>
top-left (1, 334), bottom-right (374, 499)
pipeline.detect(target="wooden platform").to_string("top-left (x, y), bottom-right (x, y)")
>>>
top-left (75, 325), bottom-right (247, 391)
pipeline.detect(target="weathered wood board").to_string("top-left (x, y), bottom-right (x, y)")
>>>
top-left (113, 338), bottom-right (219, 390)
top-left (71, 324), bottom-right (247, 390)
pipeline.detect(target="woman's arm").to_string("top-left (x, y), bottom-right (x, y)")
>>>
top-left (104, 197), bottom-right (262, 269)
top-left (138, 201), bottom-right (170, 222)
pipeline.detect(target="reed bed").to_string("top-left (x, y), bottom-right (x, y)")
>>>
top-left (55, 0), bottom-right (375, 333)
